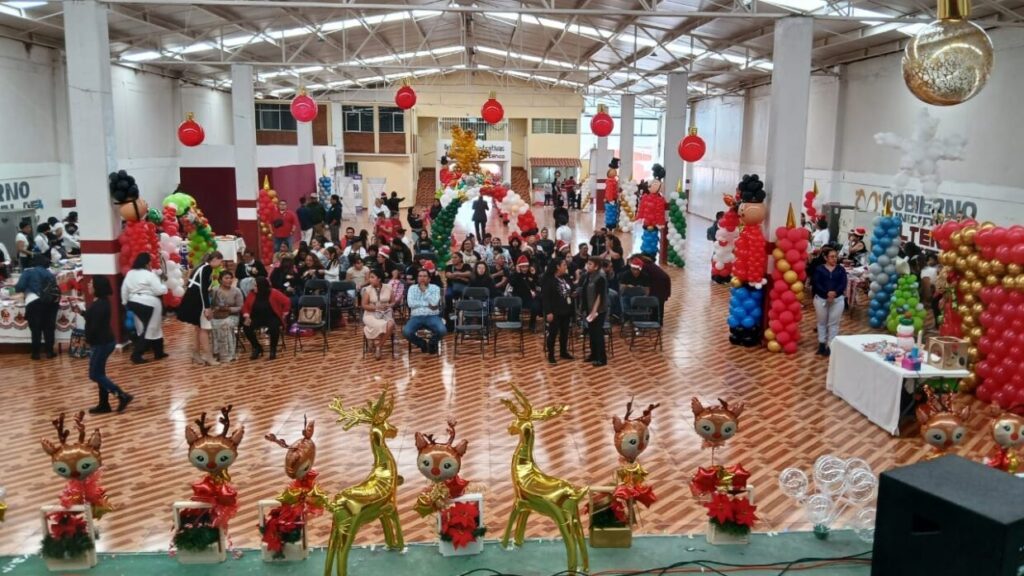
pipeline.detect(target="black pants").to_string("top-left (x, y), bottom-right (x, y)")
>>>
top-left (474, 220), bottom-right (486, 242)
top-left (546, 313), bottom-right (571, 359)
top-left (127, 301), bottom-right (155, 360)
top-left (26, 300), bottom-right (58, 357)
top-left (244, 318), bottom-right (282, 354)
top-left (588, 311), bottom-right (607, 363)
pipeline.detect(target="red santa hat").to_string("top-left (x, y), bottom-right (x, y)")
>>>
top-left (379, 245), bottom-right (392, 257)
top-left (556, 240), bottom-right (569, 252)
top-left (422, 260), bottom-right (436, 272)
top-left (516, 255), bottom-right (530, 267)
top-left (630, 257), bottom-right (644, 269)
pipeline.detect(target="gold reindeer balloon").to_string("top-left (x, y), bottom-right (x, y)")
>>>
top-left (324, 384), bottom-right (403, 576)
top-left (691, 397), bottom-right (744, 449)
top-left (185, 405), bottom-right (245, 479)
top-left (413, 418), bottom-right (470, 517)
top-left (41, 412), bottom-right (112, 519)
top-left (500, 385), bottom-right (589, 574)
top-left (266, 416), bottom-right (318, 481)
top-left (915, 389), bottom-right (970, 457)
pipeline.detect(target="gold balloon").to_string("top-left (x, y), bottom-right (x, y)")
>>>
top-left (1004, 276), bottom-right (1017, 290)
top-left (957, 245), bottom-right (972, 257)
top-left (767, 341), bottom-right (782, 353)
top-left (981, 221), bottom-right (996, 229)
top-left (500, 385), bottom-right (588, 574)
top-left (957, 279), bottom-right (971, 292)
top-left (731, 277), bottom-right (742, 288)
top-left (773, 249), bottom-right (785, 261)
top-left (971, 280), bottom-right (983, 294)
top-left (971, 302), bottom-right (985, 316)
top-left (940, 251), bottom-right (956, 267)
top-left (992, 261), bottom-right (1006, 276)
top-left (969, 327), bottom-right (983, 341)
top-left (967, 346), bottom-right (979, 362)
top-left (963, 270), bottom-right (977, 282)
top-left (961, 374), bottom-right (977, 392)
top-left (962, 293), bottom-right (976, 306)
top-left (777, 260), bottom-right (792, 273)
top-left (950, 231), bottom-right (963, 247)
top-left (977, 260), bottom-right (992, 276)
top-left (954, 257), bottom-right (968, 272)
top-left (783, 270), bottom-right (798, 284)
top-left (963, 227), bottom-right (977, 246)
top-left (966, 254), bottom-right (980, 270)
top-left (962, 315), bottom-right (976, 328)
top-left (957, 304), bottom-right (971, 317)
top-left (325, 385), bottom-right (404, 576)
top-left (986, 274), bottom-right (1000, 286)
top-left (764, 329), bottom-right (776, 341)
top-left (902, 9), bottom-right (994, 106)
top-left (1009, 264), bottom-right (1023, 276)
top-left (791, 281), bottom-right (805, 294)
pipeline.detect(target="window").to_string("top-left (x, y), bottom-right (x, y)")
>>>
top-left (343, 106), bottom-right (375, 132)
top-left (531, 118), bottom-right (578, 134)
top-left (255, 103), bottom-right (297, 131)
top-left (635, 118), bottom-right (660, 136)
top-left (344, 162), bottom-right (359, 176)
top-left (378, 107), bottom-right (405, 133)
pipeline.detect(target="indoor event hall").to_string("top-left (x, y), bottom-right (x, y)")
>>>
top-left (0, 0), bottom-right (1023, 574)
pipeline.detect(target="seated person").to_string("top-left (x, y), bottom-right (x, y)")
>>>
top-left (444, 251), bottom-right (472, 313)
top-left (491, 254), bottom-right (510, 297)
top-left (618, 257), bottom-right (651, 318)
top-left (403, 269), bottom-right (447, 353)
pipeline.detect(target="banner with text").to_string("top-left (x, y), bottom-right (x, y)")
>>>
top-left (436, 140), bottom-right (511, 163)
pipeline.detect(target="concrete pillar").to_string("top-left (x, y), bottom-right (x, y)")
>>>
top-left (619, 94), bottom-right (635, 182)
top-left (663, 72), bottom-right (688, 205)
top-left (65, 0), bottom-right (118, 275)
top-left (595, 136), bottom-right (610, 211)
top-left (231, 64), bottom-right (259, 255)
top-left (764, 17), bottom-right (814, 232)
top-left (330, 100), bottom-right (344, 159)
top-left (297, 117), bottom-right (314, 164)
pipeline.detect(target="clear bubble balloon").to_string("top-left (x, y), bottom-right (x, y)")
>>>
top-left (778, 468), bottom-right (809, 499)
top-left (814, 455), bottom-right (848, 495)
top-left (805, 493), bottom-right (835, 525)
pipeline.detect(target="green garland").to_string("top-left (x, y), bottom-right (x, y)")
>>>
top-left (173, 525), bottom-right (221, 553)
top-left (709, 517), bottom-right (750, 537)
top-left (668, 190), bottom-right (687, 268)
top-left (430, 199), bottom-right (463, 268)
top-left (41, 533), bottom-right (94, 560)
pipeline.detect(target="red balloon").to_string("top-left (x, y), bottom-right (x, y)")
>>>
top-left (976, 360), bottom-right (993, 379)
top-left (976, 384), bottom-right (994, 402)
top-left (778, 239), bottom-right (794, 251)
top-left (780, 311), bottom-right (795, 324)
top-left (177, 115), bottom-right (205, 147)
top-left (770, 320), bottom-right (784, 333)
top-left (290, 93), bottom-right (318, 122)
top-left (678, 133), bottom-right (706, 163)
top-left (481, 97), bottom-right (505, 125)
top-left (395, 85), bottom-right (417, 110)
top-left (777, 330), bottom-right (792, 344)
top-left (785, 249), bottom-right (801, 263)
top-left (1011, 243), bottom-right (1024, 265)
top-left (590, 111), bottom-right (614, 137)
top-left (992, 364), bottom-right (1010, 385)
top-left (787, 302), bottom-right (801, 314)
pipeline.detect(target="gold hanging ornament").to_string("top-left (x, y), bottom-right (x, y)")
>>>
top-left (902, 0), bottom-right (994, 106)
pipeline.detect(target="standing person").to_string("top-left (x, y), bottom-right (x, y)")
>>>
top-left (471, 195), bottom-right (489, 241)
top-left (550, 170), bottom-right (562, 207)
top-left (84, 276), bottom-right (133, 414)
top-left (241, 276), bottom-right (290, 360)
top-left (210, 270), bottom-right (243, 362)
top-left (812, 247), bottom-right (848, 356)
top-left (541, 257), bottom-right (574, 365)
top-left (583, 256), bottom-right (609, 367)
top-left (811, 218), bottom-right (831, 253)
top-left (15, 218), bottom-right (34, 270)
top-left (308, 196), bottom-right (326, 240)
top-left (361, 268), bottom-right (395, 360)
top-left (589, 227), bottom-right (608, 258)
top-left (14, 254), bottom-right (59, 359)
top-left (387, 191), bottom-right (404, 214)
top-left (273, 199), bottom-right (299, 252)
top-left (407, 207), bottom-right (424, 238)
top-left (327, 194), bottom-right (343, 246)
top-left (296, 197), bottom-right (314, 244)
top-left (707, 211), bottom-right (724, 241)
top-left (403, 269), bottom-right (447, 353)
top-left (121, 253), bottom-right (168, 364)
top-left (178, 251), bottom-right (224, 366)
top-left (555, 218), bottom-right (573, 248)
top-left (371, 197), bottom-right (391, 224)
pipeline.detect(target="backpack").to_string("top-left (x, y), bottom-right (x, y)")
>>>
top-left (38, 274), bottom-right (61, 306)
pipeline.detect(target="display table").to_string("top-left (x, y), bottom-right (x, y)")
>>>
top-left (0, 267), bottom-right (84, 344)
top-left (825, 334), bottom-right (971, 435)
top-left (214, 236), bottom-right (245, 262)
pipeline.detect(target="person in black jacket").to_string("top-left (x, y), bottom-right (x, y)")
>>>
top-left (85, 276), bottom-right (133, 414)
top-left (582, 257), bottom-right (609, 367)
top-left (471, 196), bottom-right (489, 241)
top-left (235, 249), bottom-right (267, 281)
top-left (541, 257), bottom-right (574, 364)
top-left (327, 194), bottom-right (343, 246)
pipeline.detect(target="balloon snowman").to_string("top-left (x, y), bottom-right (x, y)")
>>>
top-left (637, 164), bottom-right (667, 258)
top-left (604, 158), bottom-right (620, 229)
top-left (727, 175), bottom-right (768, 347)
top-left (866, 203), bottom-right (903, 329)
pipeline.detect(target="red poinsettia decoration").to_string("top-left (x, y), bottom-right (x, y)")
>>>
top-left (262, 504), bottom-right (305, 553)
top-left (704, 493), bottom-right (758, 531)
top-left (731, 497), bottom-right (758, 528)
top-left (440, 501), bottom-right (485, 550)
top-left (705, 492), bottom-right (734, 524)
top-left (48, 512), bottom-right (89, 540)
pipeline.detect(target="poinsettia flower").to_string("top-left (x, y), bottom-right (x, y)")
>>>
top-left (732, 497), bottom-right (758, 527)
top-left (448, 502), bottom-right (479, 529)
top-left (705, 493), bottom-right (734, 524)
top-left (449, 526), bottom-right (476, 549)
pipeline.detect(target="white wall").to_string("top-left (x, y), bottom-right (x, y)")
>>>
top-left (688, 95), bottom-right (744, 221)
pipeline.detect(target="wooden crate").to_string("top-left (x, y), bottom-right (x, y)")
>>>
top-left (172, 502), bottom-right (226, 564)
top-left (40, 505), bottom-right (98, 572)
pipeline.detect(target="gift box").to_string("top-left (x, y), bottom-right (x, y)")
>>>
top-left (39, 505), bottom-right (97, 572)
top-left (437, 493), bottom-right (485, 557)
top-left (588, 486), bottom-right (634, 548)
top-left (172, 502), bottom-right (226, 564)
top-left (258, 499), bottom-right (309, 562)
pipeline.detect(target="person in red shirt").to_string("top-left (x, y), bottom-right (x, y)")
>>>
top-left (241, 276), bottom-right (290, 360)
top-left (272, 199), bottom-right (299, 252)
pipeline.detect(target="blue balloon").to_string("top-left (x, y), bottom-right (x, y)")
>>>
top-left (741, 316), bottom-right (755, 328)
top-left (728, 315), bottom-right (739, 328)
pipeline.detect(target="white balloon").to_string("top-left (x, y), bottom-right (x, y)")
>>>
top-left (172, 286), bottom-right (185, 297)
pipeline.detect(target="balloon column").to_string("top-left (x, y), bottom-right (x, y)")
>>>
top-left (616, 180), bottom-right (637, 234)
top-left (666, 179), bottom-right (687, 268)
top-left (803, 182), bottom-right (820, 225)
top-left (765, 208), bottom-right (810, 354)
top-left (637, 164), bottom-right (667, 258)
top-left (604, 158), bottom-right (620, 228)
top-left (866, 206), bottom-right (903, 328)
top-left (159, 205), bottom-right (185, 307)
top-left (727, 175), bottom-right (768, 347)
top-left (712, 199), bottom-right (740, 283)
top-left (318, 162), bottom-right (333, 204)
top-left (885, 275), bottom-right (926, 334)
top-left (109, 171), bottom-right (160, 275)
top-left (257, 177), bottom-right (279, 260)
top-left (164, 190), bottom-right (218, 267)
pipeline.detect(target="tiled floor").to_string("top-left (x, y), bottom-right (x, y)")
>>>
top-left (0, 204), bottom-right (987, 555)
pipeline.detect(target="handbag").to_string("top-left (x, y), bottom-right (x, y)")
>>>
top-left (298, 306), bottom-right (322, 325)
top-left (68, 328), bottom-right (90, 359)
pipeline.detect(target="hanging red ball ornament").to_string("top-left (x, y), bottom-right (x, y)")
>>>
top-left (290, 90), bottom-right (318, 123)
top-left (678, 126), bottom-right (706, 162)
top-left (590, 104), bottom-right (614, 137)
top-left (395, 84), bottom-right (417, 110)
top-left (177, 112), bottom-right (205, 147)
top-left (481, 92), bottom-right (504, 125)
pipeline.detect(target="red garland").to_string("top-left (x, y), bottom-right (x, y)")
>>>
top-left (689, 464), bottom-right (750, 497)
top-left (261, 504), bottom-right (304, 553)
top-left (48, 511), bottom-right (89, 539)
top-left (440, 501), bottom-right (480, 550)
top-left (60, 472), bottom-right (112, 520)
top-left (190, 476), bottom-right (238, 529)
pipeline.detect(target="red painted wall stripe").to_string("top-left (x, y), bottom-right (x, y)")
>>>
top-left (61, 199), bottom-right (77, 208)
top-left (79, 239), bottom-right (120, 253)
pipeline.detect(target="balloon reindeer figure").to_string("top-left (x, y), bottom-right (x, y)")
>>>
top-left (324, 385), bottom-right (404, 576)
top-left (42, 411), bottom-right (113, 519)
top-left (413, 418), bottom-right (470, 517)
top-left (984, 407), bottom-right (1024, 473)
top-left (263, 417), bottom-right (328, 558)
top-left (500, 385), bottom-right (589, 574)
top-left (691, 397), bottom-right (745, 464)
top-left (915, 388), bottom-right (970, 459)
top-left (184, 406), bottom-right (244, 529)
top-left (610, 398), bottom-right (660, 520)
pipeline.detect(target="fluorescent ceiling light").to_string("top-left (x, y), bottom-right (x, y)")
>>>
top-left (121, 50), bottom-right (161, 62)
top-left (5, 1), bottom-right (47, 8)
top-left (761, 0), bottom-right (922, 35)
top-left (475, 45), bottom-right (591, 70)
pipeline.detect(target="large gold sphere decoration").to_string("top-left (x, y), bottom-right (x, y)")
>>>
top-left (902, 0), bottom-right (994, 106)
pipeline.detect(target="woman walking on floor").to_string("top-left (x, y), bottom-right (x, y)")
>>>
top-left (85, 276), bottom-right (133, 413)
top-left (121, 253), bottom-right (168, 363)
top-left (177, 251), bottom-right (224, 365)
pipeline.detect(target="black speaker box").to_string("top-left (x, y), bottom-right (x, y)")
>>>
top-left (872, 455), bottom-right (1024, 576)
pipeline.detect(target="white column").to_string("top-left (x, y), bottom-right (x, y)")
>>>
top-left (619, 94), bottom-right (635, 182)
top-left (764, 17), bottom-right (814, 231)
top-left (231, 65), bottom-right (257, 222)
top-left (297, 118), bottom-right (314, 164)
top-left (330, 101), bottom-right (344, 165)
top-left (663, 72), bottom-right (688, 197)
top-left (596, 136), bottom-right (610, 210)
top-left (65, 0), bottom-right (117, 274)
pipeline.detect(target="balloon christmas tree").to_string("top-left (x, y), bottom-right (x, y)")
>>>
top-left (727, 174), bottom-right (768, 347)
top-left (866, 203), bottom-right (903, 329)
top-left (885, 275), bottom-right (926, 334)
top-left (163, 189), bottom-right (217, 267)
top-left (666, 179), bottom-right (687, 268)
top-left (765, 207), bottom-right (810, 354)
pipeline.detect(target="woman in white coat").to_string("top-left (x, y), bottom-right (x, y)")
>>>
top-left (121, 253), bottom-right (168, 363)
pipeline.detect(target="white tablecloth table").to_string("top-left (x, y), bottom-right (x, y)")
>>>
top-left (214, 236), bottom-right (245, 262)
top-left (0, 267), bottom-right (85, 344)
top-left (825, 334), bottom-right (971, 435)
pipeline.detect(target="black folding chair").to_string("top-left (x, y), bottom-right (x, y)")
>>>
top-left (328, 280), bottom-right (356, 329)
top-left (293, 295), bottom-right (328, 355)
top-left (492, 296), bottom-right (524, 356)
top-left (629, 296), bottom-right (663, 351)
top-left (620, 286), bottom-right (649, 337)
top-left (453, 299), bottom-right (488, 357)
top-left (304, 278), bottom-right (329, 296)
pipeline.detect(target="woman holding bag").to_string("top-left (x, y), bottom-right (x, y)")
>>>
top-left (121, 253), bottom-right (168, 363)
top-left (177, 250), bottom-right (224, 365)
